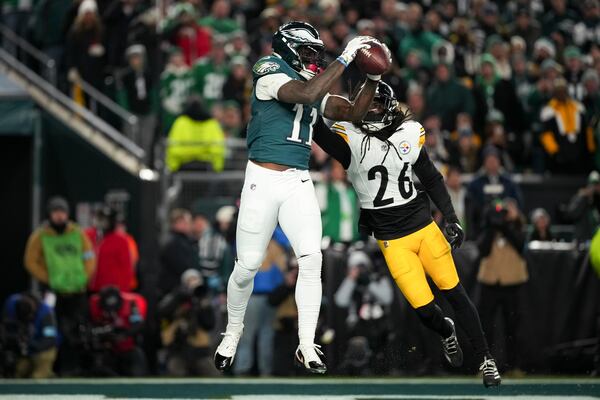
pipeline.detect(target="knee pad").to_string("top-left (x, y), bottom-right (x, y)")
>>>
top-left (231, 258), bottom-right (259, 287)
top-left (297, 252), bottom-right (322, 279)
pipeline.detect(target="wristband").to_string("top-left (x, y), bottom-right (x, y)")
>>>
top-left (367, 74), bottom-right (381, 81)
top-left (336, 56), bottom-right (349, 68)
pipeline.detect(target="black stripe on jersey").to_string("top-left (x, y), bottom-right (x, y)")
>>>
top-left (359, 191), bottom-right (433, 240)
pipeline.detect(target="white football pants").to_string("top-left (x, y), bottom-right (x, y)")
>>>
top-left (226, 161), bottom-right (323, 347)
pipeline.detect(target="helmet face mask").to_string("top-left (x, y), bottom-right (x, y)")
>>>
top-left (272, 21), bottom-right (325, 79)
top-left (360, 82), bottom-right (400, 134)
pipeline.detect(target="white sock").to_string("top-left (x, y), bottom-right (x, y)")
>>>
top-left (295, 252), bottom-right (323, 347)
top-left (225, 261), bottom-right (257, 333)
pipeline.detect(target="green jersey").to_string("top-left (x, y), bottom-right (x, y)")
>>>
top-left (160, 65), bottom-right (194, 132)
top-left (192, 59), bottom-right (230, 108)
top-left (247, 56), bottom-right (322, 170)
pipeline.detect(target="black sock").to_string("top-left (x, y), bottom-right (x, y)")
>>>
top-left (442, 282), bottom-right (492, 360)
top-left (415, 301), bottom-right (453, 338)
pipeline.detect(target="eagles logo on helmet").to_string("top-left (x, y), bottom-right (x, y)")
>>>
top-left (272, 21), bottom-right (326, 80)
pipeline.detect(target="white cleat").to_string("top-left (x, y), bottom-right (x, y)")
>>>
top-left (214, 328), bottom-right (242, 372)
top-left (295, 344), bottom-right (327, 374)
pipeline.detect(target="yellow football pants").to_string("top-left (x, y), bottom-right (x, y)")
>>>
top-left (377, 221), bottom-right (459, 308)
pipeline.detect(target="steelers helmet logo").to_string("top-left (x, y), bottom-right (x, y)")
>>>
top-left (399, 141), bottom-right (411, 154)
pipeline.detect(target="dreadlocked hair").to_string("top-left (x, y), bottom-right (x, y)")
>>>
top-left (358, 104), bottom-right (413, 165)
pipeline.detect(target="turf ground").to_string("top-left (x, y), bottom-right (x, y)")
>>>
top-left (0, 377), bottom-right (598, 399)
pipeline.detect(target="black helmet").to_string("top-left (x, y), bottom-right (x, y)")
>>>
top-left (359, 82), bottom-right (401, 134)
top-left (272, 21), bottom-right (325, 79)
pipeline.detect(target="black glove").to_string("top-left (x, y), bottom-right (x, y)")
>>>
top-left (444, 222), bottom-right (465, 250)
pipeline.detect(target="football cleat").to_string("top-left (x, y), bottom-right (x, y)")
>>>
top-left (295, 344), bottom-right (327, 374)
top-left (441, 317), bottom-right (463, 367)
top-left (480, 356), bottom-right (502, 387)
top-left (214, 328), bottom-right (242, 372)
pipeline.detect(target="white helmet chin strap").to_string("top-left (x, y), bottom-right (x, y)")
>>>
top-left (299, 67), bottom-right (317, 80)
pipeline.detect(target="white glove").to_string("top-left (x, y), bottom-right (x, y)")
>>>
top-left (337, 35), bottom-right (372, 67)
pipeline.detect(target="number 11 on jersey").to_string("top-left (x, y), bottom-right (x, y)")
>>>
top-left (286, 104), bottom-right (317, 145)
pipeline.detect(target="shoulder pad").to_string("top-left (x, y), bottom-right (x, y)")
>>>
top-left (252, 56), bottom-right (288, 78)
top-left (401, 120), bottom-right (425, 139)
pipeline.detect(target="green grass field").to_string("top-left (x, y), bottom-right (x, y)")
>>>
top-left (0, 377), bottom-right (598, 399)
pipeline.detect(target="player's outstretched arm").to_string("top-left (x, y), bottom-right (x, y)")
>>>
top-left (277, 36), bottom-right (372, 105)
top-left (322, 78), bottom-right (378, 122)
top-left (313, 117), bottom-right (351, 169)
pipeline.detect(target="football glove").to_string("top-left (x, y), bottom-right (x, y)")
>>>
top-left (444, 222), bottom-right (465, 250)
top-left (337, 36), bottom-right (372, 67)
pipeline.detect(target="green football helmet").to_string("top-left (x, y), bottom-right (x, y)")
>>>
top-left (272, 21), bottom-right (325, 79)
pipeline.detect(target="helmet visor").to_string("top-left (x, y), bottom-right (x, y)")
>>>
top-left (297, 44), bottom-right (325, 68)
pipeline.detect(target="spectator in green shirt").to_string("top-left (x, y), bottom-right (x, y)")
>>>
top-left (198, 0), bottom-right (239, 36)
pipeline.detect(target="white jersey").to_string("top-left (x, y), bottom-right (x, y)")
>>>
top-left (331, 120), bottom-right (426, 210)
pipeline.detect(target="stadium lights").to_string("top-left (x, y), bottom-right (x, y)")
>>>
top-left (139, 168), bottom-right (159, 181)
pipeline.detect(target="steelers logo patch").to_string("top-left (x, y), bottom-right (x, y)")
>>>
top-left (399, 141), bottom-right (411, 154)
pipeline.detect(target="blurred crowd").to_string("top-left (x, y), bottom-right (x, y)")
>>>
top-left (3, 158), bottom-right (600, 377)
top-left (1, 0), bottom-right (599, 173)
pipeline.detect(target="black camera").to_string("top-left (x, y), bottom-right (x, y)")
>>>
top-left (486, 199), bottom-right (508, 227)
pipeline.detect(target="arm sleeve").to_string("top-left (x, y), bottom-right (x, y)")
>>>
top-left (313, 117), bottom-right (351, 169)
top-left (255, 73), bottom-right (292, 101)
top-left (476, 227), bottom-right (496, 257)
top-left (24, 231), bottom-right (49, 284)
top-left (412, 148), bottom-right (458, 223)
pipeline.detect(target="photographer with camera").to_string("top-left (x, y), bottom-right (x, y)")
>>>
top-left (476, 197), bottom-right (528, 376)
top-left (466, 146), bottom-right (523, 239)
top-left (158, 269), bottom-right (217, 376)
top-left (1, 292), bottom-right (57, 378)
top-left (87, 286), bottom-right (147, 376)
top-left (334, 248), bottom-right (394, 375)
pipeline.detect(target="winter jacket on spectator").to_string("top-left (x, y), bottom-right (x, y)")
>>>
top-left (89, 231), bottom-right (134, 292)
top-left (166, 98), bottom-right (226, 172)
top-left (28, 0), bottom-right (72, 49)
top-left (159, 231), bottom-right (199, 297)
top-left (89, 290), bottom-right (147, 353)
top-left (65, 7), bottom-right (106, 90)
top-left (539, 89), bottom-right (595, 174)
top-left (191, 51), bottom-right (230, 108)
top-left (102, 0), bottom-right (144, 69)
top-left (426, 64), bottom-right (475, 131)
top-left (2, 293), bottom-right (58, 355)
top-left (472, 54), bottom-right (526, 135)
top-left (117, 67), bottom-right (157, 115)
top-left (477, 209), bottom-right (528, 286)
top-left (160, 57), bottom-right (194, 133)
top-left (24, 222), bottom-right (95, 294)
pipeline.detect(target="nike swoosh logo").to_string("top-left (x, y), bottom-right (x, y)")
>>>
top-left (301, 179), bottom-right (310, 183)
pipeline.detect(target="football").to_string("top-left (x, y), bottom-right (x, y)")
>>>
top-left (355, 40), bottom-right (391, 75)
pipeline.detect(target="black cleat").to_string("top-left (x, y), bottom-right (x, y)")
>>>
top-left (441, 317), bottom-right (463, 367)
top-left (295, 344), bottom-right (327, 374)
top-left (214, 330), bottom-right (242, 372)
top-left (480, 356), bottom-right (502, 387)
